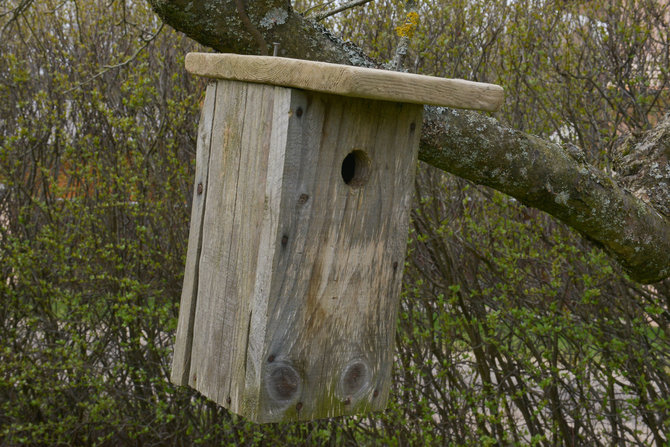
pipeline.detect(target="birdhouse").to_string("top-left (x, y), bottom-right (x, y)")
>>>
top-left (171, 53), bottom-right (503, 423)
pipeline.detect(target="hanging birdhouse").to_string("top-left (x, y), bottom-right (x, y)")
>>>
top-left (171, 53), bottom-right (504, 423)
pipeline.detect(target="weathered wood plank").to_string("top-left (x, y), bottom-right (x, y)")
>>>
top-left (253, 90), bottom-right (422, 422)
top-left (224, 83), bottom-right (278, 412)
top-left (185, 52), bottom-right (504, 112)
top-left (242, 86), bottom-right (293, 416)
top-left (170, 81), bottom-right (217, 386)
top-left (189, 80), bottom-right (248, 402)
top-left (186, 80), bottom-right (282, 411)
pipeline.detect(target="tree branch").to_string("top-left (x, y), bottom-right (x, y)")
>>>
top-left (145, 0), bottom-right (670, 283)
top-left (420, 108), bottom-right (670, 284)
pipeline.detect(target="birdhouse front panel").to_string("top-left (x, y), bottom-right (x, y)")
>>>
top-left (172, 78), bottom-right (422, 423)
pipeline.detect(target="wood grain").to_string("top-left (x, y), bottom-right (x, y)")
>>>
top-left (187, 80), bottom-right (278, 410)
top-left (185, 52), bottom-right (504, 112)
top-left (170, 81), bottom-right (217, 386)
top-left (252, 88), bottom-right (423, 422)
top-left (172, 79), bottom-right (422, 422)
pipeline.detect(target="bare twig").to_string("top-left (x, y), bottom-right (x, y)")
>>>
top-left (102, 23), bottom-right (164, 69)
top-left (313, 0), bottom-right (375, 21)
top-left (0, 0), bottom-right (35, 38)
top-left (301, 1), bottom-right (335, 16)
top-left (64, 24), bottom-right (164, 94)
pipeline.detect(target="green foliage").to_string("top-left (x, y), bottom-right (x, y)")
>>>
top-left (400, 168), bottom-right (670, 444)
top-left (1, 0), bottom-right (669, 446)
top-left (0, 0), bottom-right (203, 444)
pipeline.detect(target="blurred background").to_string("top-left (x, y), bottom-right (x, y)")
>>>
top-left (1, 0), bottom-right (668, 444)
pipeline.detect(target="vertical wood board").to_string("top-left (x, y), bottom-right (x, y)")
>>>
top-left (188, 80), bottom-right (278, 409)
top-left (171, 81), bottom-right (217, 385)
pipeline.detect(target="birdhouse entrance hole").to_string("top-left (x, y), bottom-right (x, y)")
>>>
top-left (341, 149), bottom-right (371, 188)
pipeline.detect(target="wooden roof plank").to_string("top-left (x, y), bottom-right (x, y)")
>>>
top-left (185, 53), bottom-right (504, 112)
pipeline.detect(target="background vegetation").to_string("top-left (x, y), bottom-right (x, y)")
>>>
top-left (1, 0), bottom-right (668, 445)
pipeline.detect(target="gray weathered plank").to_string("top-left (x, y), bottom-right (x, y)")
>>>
top-left (224, 83), bottom-right (278, 412)
top-left (187, 80), bottom-right (281, 411)
top-left (242, 86), bottom-right (293, 416)
top-left (189, 79), bottom-right (248, 401)
top-left (170, 81), bottom-right (217, 386)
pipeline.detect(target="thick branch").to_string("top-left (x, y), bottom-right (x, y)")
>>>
top-left (147, 0), bottom-right (373, 65)
top-left (614, 115), bottom-right (670, 219)
top-left (420, 108), bottom-right (670, 283)
top-left (146, 0), bottom-right (670, 283)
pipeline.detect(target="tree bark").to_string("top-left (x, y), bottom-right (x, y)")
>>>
top-left (146, 0), bottom-right (670, 283)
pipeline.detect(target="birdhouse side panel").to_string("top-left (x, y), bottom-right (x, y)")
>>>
top-left (171, 81), bottom-right (217, 386)
top-left (187, 80), bottom-right (281, 408)
top-left (241, 87), bottom-right (295, 416)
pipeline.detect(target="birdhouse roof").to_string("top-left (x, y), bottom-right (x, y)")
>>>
top-left (185, 53), bottom-right (504, 112)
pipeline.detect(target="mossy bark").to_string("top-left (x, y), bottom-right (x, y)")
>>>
top-left (420, 108), bottom-right (670, 284)
top-left (147, 0), bottom-right (373, 65)
top-left (145, 0), bottom-right (670, 283)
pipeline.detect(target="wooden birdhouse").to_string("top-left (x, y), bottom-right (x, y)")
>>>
top-left (171, 53), bottom-right (503, 423)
